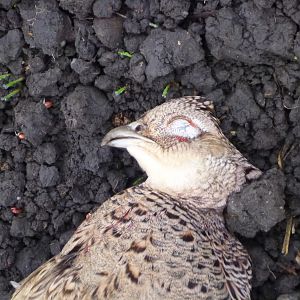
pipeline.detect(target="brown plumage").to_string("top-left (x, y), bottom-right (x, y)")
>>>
top-left (12, 96), bottom-right (261, 300)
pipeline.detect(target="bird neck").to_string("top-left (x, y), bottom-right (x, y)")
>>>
top-left (143, 181), bottom-right (229, 210)
top-left (140, 153), bottom-right (247, 210)
top-left (140, 183), bottom-right (227, 215)
top-left (127, 140), bottom-right (251, 210)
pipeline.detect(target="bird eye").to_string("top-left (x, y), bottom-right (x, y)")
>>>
top-left (129, 122), bottom-right (145, 133)
top-left (168, 118), bottom-right (200, 139)
top-left (134, 124), bottom-right (143, 132)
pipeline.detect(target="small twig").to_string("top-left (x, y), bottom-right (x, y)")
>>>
top-left (277, 143), bottom-right (295, 169)
top-left (283, 102), bottom-right (300, 110)
top-left (115, 12), bottom-right (127, 19)
top-left (277, 262), bottom-right (298, 276)
top-left (267, 264), bottom-right (277, 280)
top-left (112, 180), bottom-right (119, 194)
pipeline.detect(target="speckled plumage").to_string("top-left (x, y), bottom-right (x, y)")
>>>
top-left (12, 96), bottom-right (261, 300)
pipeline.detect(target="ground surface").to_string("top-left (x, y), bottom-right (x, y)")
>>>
top-left (0, 0), bottom-right (299, 299)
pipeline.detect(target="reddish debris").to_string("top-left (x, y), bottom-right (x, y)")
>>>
top-left (175, 136), bottom-right (189, 143)
top-left (10, 207), bottom-right (23, 215)
top-left (16, 132), bottom-right (25, 140)
top-left (43, 98), bottom-right (53, 109)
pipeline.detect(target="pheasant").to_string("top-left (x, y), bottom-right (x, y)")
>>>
top-left (12, 96), bottom-right (261, 300)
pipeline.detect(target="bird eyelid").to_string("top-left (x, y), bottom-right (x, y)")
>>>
top-left (129, 122), bottom-right (145, 132)
top-left (167, 116), bottom-right (198, 128)
top-left (167, 117), bottom-right (201, 139)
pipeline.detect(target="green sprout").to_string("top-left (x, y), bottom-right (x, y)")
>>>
top-left (162, 83), bottom-right (171, 98)
top-left (1, 88), bottom-right (21, 101)
top-left (3, 77), bottom-right (24, 89)
top-left (114, 86), bottom-right (127, 96)
top-left (0, 73), bottom-right (24, 102)
top-left (0, 73), bottom-right (11, 81)
top-left (149, 22), bottom-right (159, 28)
top-left (117, 51), bottom-right (133, 58)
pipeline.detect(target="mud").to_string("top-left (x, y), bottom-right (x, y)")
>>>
top-left (0, 0), bottom-right (300, 299)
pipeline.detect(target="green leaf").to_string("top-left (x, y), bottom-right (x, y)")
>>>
top-left (3, 77), bottom-right (24, 89)
top-left (117, 51), bottom-right (133, 58)
top-left (114, 86), bottom-right (127, 96)
top-left (162, 84), bottom-right (170, 98)
top-left (0, 73), bottom-right (11, 80)
top-left (1, 88), bottom-right (21, 101)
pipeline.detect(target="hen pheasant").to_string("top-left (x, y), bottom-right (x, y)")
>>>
top-left (12, 96), bottom-right (261, 300)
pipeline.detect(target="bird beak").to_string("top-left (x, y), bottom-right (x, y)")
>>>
top-left (101, 123), bottom-right (155, 149)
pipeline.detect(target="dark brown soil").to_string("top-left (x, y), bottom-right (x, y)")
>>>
top-left (0, 0), bottom-right (299, 299)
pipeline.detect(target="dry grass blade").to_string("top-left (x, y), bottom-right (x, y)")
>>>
top-left (295, 250), bottom-right (300, 266)
top-left (277, 149), bottom-right (284, 170)
top-left (282, 216), bottom-right (293, 255)
top-left (277, 143), bottom-right (295, 169)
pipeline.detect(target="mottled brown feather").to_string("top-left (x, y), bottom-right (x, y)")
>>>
top-left (12, 185), bottom-right (251, 300)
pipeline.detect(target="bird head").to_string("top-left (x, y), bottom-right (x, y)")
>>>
top-left (102, 97), bottom-right (261, 209)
